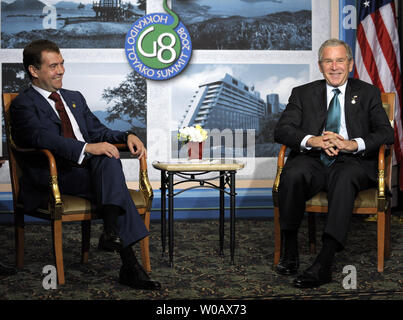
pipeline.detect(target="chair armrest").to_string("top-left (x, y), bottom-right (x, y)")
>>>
top-left (114, 144), bottom-right (154, 211)
top-left (273, 145), bottom-right (287, 193)
top-left (378, 144), bottom-right (386, 199)
top-left (12, 145), bottom-right (63, 218)
top-left (378, 144), bottom-right (393, 199)
top-left (377, 144), bottom-right (394, 211)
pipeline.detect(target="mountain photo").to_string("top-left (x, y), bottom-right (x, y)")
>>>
top-left (1, 0), bottom-right (145, 48)
top-left (173, 0), bottom-right (312, 50)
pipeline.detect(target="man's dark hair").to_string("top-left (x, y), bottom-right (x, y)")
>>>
top-left (23, 39), bottom-right (60, 80)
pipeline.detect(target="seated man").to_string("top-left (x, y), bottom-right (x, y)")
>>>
top-left (10, 39), bottom-right (160, 290)
top-left (274, 39), bottom-right (394, 288)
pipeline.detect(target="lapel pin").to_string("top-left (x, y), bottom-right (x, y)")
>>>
top-left (351, 95), bottom-right (358, 104)
top-left (72, 101), bottom-right (76, 108)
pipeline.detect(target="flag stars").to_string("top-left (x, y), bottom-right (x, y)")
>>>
top-left (364, 0), bottom-right (370, 7)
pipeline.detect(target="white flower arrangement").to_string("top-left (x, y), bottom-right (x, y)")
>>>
top-left (178, 125), bottom-right (208, 143)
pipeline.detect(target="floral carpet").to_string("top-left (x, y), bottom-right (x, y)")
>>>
top-left (0, 215), bottom-right (402, 301)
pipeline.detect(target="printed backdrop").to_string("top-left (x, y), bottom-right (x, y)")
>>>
top-left (0, 0), bottom-right (332, 182)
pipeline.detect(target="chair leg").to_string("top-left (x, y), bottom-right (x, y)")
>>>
top-left (308, 213), bottom-right (316, 254)
top-left (377, 211), bottom-right (386, 272)
top-left (140, 237), bottom-right (151, 273)
top-left (273, 205), bottom-right (281, 266)
top-left (140, 210), bottom-right (151, 273)
top-left (51, 220), bottom-right (65, 285)
top-left (81, 220), bottom-right (91, 264)
top-left (14, 211), bottom-right (24, 269)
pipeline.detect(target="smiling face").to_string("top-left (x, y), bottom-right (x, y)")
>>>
top-left (29, 50), bottom-right (65, 92)
top-left (318, 45), bottom-right (354, 87)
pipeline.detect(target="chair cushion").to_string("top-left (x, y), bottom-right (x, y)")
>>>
top-left (306, 188), bottom-right (378, 208)
top-left (19, 188), bottom-right (148, 215)
top-left (60, 189), bottom-right (147, 214)
top-left (61, 194), bottom-right (94, 214)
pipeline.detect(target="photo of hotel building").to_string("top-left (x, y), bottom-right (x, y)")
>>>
top-left (179, 73), bottom-right (267, 131)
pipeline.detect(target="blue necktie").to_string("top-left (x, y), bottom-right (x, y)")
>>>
top-left (320, 88), bottom-right (341, 167)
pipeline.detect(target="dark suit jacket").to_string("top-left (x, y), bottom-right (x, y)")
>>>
top-left (274, 78), bottom-right (394, 181)
top-left (10, 86), bottom-right (130, 210)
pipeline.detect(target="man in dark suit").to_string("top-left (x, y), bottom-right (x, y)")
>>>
top-left (274, 39), bottom-right (394, 288)
top-left (10, 39), bottom-right (160, 290)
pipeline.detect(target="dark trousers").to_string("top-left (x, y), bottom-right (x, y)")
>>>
top-left (278, 153), bottom-right (376, 247)
top-left (57, 155), bottom-right (149, 247)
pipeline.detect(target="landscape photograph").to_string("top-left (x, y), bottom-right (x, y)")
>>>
top-left (172, 0), bottom-right (312, 50)
top-left (1, 0), bottom-right (145, 48)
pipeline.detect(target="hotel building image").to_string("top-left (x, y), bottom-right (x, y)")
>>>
top-left (179, 74), bottom-right (272, 131)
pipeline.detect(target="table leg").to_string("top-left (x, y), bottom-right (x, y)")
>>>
top-left (230, 171), bottom-right (236, 265)
top-left (160, 171), bottom-right (167, 256)
top-left (168, 172), bottom-right (174, 267)
top-left (219, 171), bottom-right (225, 256)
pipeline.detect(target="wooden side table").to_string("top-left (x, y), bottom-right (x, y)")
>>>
top-left (152, 159), bottom-right (245, 267)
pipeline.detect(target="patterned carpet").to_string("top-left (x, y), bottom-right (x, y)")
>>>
top-left (0, 215), bottom-right (402, 300)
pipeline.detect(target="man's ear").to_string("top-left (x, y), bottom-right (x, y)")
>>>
top-left (28, 65), bottom-right (38, 79)
top-left (348, 59), bottom-right (354, 73)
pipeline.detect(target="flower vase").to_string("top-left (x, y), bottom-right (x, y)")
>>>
top-left (188, 141), bottom-right (204, 160)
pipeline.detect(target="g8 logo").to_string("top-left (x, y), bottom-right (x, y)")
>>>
top-left (125, 0), bottom-right (192, 80)
top-left (137, 25), bottom-right (181, 68)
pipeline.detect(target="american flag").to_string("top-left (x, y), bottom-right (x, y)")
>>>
top-left (354, 0), bottom-right (403, 188)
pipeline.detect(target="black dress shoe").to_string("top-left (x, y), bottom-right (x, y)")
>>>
top-left (293, 263), bottom-right (332, 288)
top-left (98, 231), bottom-right (124, 252)
top-left (276, 250), bottom-right (299, 275)
top-left (0, 262), bottom-right (17, 277)
top-left (119, 263), bottom-right (161, 290)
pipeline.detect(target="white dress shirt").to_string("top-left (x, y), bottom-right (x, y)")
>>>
top-left (32, 85), bottom-right (87, 163)
top-left (300, 81), bottom-right (365, 153)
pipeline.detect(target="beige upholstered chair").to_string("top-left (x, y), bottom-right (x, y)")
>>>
top-left (273, 92), bottom-right (395, 272)
top-left (2, 92), bottom-right (153, 285)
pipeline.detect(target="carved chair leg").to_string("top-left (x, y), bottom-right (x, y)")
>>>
top-left (140, 210), bottom-right (151, 273)
top-left (140, 237), bottom-right (151, 273)
top-left (52, 220), bottom-right (65, 285)
top-left (377, 211), bottom-right (386, 272)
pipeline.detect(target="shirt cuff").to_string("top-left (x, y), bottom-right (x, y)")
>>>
top-left (78, 143), bottom-right (88, 165)
top-left (352, 138), bottom-right (365, 154)
top-left (300, 135), bottom-right (314, 151)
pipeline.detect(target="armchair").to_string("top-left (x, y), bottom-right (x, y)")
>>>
top-left (273, 92), bottom-right (395, 272)
top-left (2, 92), bottom-right (153, 285)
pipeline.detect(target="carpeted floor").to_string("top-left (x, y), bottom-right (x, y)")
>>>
top-left (0, 215), bottom-right (402, 300)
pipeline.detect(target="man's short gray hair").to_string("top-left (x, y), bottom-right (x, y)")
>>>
top-left (318, 38), bottom-right (353, 62)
